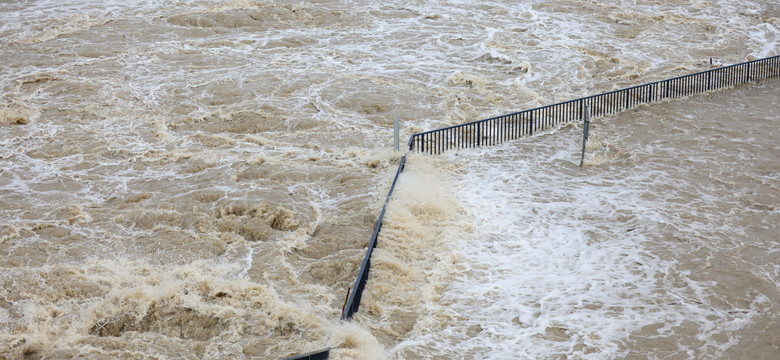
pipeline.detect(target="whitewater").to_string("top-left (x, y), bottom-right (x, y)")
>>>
top-left (1, 1), bottom-right (778, 359)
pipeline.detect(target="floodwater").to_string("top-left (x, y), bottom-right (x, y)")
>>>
top-left (0, 1), bottom-right (777, 359)
top-left (361, 80), bottom-right (779, 359)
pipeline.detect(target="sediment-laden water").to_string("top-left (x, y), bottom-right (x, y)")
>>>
top-left (0, 1), bottom-right (777, 359)
top-left (361, 80), bottom-right (778, 359)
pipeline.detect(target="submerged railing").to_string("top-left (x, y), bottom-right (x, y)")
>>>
top-left (341, 149), bottom-right (410, 320)
top-left (282, 55), bottom-right (778, 359)
top-left (410, 55), bottom-right (779, 154)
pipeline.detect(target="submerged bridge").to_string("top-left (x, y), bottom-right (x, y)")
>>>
top-left (283, 55), bottom-right (779, 360)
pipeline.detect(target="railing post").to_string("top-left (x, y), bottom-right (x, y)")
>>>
top-left (653, 82), bottom-right (658, 102)
top-left (625, 89), bottom-right (629, 109)
top-left (665, 80), bottom-right (670, 98)
top-left (394, 116), bottom-right (400, 151)
top-left (580, 105), bottom-right (590, 168)
top-left (477, 122), bottom-right (481, 146)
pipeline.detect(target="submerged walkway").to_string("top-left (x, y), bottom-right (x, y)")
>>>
top-left (381, 80), bottom-right (779, 358)
top-left (284, 56), bottom-right (778, 359)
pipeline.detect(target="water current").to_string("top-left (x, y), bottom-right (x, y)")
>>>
top-left (0, 1), bottom-right (777, 359)
top-left (363, 81), bottom-right (779, 359)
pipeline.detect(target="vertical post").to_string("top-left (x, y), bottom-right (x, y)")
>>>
top-left (625, 89), bottom-right (629, 109)
top-left (654, 82), bottom-right (658, 101)
top-left (393, 116), bottom-right (400, 152)
top-left (477, 122), bottom-right (482, 146)
top-left (580, 105), bottom-right (591, 168)
top-left (665, 80), bottom-right (670, 98)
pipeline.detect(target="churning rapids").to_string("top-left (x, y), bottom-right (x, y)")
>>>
top-left (1, 1), bottom-right (778, 359)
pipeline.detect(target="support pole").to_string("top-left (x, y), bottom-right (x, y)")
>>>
top-left (579, 105), bottom-right (590, 168)
top-left (393, 116), bottom-right (400, 151)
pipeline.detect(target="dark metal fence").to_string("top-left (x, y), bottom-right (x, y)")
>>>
top-left (283, 145), bottom-right (412, 359)
top-left (341, 146), bottom-right (410, 320)
top-left (410, 55), bottom-right (779, 154)
top-left (282, 55), bottom-right (778, 359)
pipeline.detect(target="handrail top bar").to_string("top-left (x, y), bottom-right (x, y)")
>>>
top-left (410, 55), bottom-right (779, 138)
top-left (341, 154), bottom-right (408, 320)
top-left (341, 217), bottom-right (380, 320)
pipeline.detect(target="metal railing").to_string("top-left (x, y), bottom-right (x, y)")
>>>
top-left (281, 144), bottom-right (412, 359)
top-left (281, 55), bottom-right (778, 359)
top-left (341, 143), bottom-right (411, 320)
top-left (410, 55), bottom-right (779, 154)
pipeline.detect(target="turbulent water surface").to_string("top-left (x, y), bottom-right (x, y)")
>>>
top-left (362, 81), bottom-right (779, 359)
top-left (0, 0), bottom-right (778, 359)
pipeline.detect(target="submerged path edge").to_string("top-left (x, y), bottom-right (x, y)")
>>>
top-left (282, 55), bottom-right (779, 360)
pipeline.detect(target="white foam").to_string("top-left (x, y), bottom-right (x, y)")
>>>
top-left (389, 112), bottom-right (773, 357)
top-left (0, 0), bottom-right (777, 358)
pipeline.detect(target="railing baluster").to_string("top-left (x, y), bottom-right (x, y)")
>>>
top-left (728, 66), bottom-right (733, 86)
top-left (491, 120), bottom-right (495, 145)
top-left (546, 106), bottom-right (550, 129)
top-left (460, 126), bottom-right (463, 149)
top-left (503, 116), bottom-right (507, 142)
top-left (726, 66), bottom-right (731, 87)
top-left (548, 106), bottom-right (551, 129)
top-left (699, 73), bottom-right (704, 92)
top-left (490, 120), bottom-right (494, 146)
top-left (472, 123), bottom-right (476, 148)
top-left (725, 66), bottom-right (729, 86)
top-left (508, 116), bottom-right (512, 141)
top-left (665, 79), bottom-right (670, 98)
top-left (498, 118), bottom-right (506, 143)
top-left (407, 56), bottom-right (776, 155)
top-left (508, 115), bottom-right (512, 140)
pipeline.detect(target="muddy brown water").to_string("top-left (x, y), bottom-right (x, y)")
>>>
top-left (1, 1), bottom-right (777, 359)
